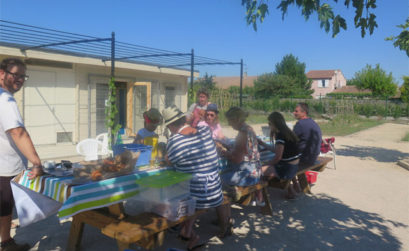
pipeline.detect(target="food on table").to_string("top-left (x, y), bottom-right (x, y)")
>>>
top-left (74, 150), bottom-right (141, 181)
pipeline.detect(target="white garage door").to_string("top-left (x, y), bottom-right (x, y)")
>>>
top-left (24, 68), bottom-right (75, 145)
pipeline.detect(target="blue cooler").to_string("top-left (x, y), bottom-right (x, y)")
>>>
top-left (113, 144), bottom-right (153, 166)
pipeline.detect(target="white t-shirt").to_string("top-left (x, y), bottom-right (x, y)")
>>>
top-left (137, 128), bottom-right (157, 139)
top-left (0, 88), bottom-right (27, 176)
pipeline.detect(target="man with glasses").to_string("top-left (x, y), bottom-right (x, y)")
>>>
top-left (0, 58), bottom-right (43, 251)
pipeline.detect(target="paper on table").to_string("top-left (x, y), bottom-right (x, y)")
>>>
top-left (11, 180), bottom-right (62, 227)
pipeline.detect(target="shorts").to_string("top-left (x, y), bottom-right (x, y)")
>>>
top-left (221, 161), bottom-right (261, 186)
top-left (274, 162), bottom-right (298, 180)
top-left (0, 176), bottom-right (15, 216)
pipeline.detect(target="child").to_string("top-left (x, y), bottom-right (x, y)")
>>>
top-left (133, 108), bottom-right (163, 144)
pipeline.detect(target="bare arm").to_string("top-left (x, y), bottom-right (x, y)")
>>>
top-left (7, 127), bottom-right (43, 179)
top-left (222, 131), bottom-right (247, 164)
top-left (265, 144), bottom-right (284, 166)
top-left (133, 134), bottom-right (144, 144)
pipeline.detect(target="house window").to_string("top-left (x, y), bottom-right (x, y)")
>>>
top-left (318, 79), bottom-right (329, 88)
top-left (165, 86), bottom-right (176, 107)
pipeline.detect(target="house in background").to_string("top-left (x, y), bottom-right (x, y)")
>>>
top-left (213, 74), bottom-right (258, 89)
top-left (306, 70), bottom-right (347, 98)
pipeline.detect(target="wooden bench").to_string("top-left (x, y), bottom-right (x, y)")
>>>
top-left (269, 156), bottom-right (333, 194)
top-left (67, 203), bottom-right (208, 251)
top-left (224, 181), bottom-right (273, 216)
top-left (67, 181), bottom-right (274, 251)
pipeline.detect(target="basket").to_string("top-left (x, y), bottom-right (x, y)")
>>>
top-left (112, 144), bottom-right (152, 166)
top-left (305, 171), bottom-right (318, 184)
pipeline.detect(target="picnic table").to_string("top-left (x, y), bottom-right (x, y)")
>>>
top-left (12, 167), bottom-right (193, 250)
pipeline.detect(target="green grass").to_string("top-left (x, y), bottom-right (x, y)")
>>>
top-left (318, 114), bottom-right (384, 136)
top-left (402, 132), bottom-right (409, 141)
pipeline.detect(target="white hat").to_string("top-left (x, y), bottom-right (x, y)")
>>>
top-left (162, 105), bottom-right (185, 126)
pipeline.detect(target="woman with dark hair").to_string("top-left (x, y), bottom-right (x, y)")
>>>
top-left (163, 106), bottom-right (230, 250)
top-left (186, 88), bottom-right (211, 127)
top-left (261, 112), bottom-right (301, 199)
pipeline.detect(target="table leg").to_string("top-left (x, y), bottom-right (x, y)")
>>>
top-left (260, 187), bottom-right (273, 216)
top-left (67, 216), bottom-right (85, 251)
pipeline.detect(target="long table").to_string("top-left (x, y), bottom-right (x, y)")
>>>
top-left (14, 168), bottom-right (165, 219)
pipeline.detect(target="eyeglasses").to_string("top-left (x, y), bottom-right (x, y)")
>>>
top-left (5, 70), bottom-right (29, 81)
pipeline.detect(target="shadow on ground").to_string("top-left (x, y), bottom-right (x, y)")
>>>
top-left (337, 145), bottom-right (409, 163)
top-left (197, 191), bottom-right (407, 251)
top-left (12, 190), bottom-right (407, 251)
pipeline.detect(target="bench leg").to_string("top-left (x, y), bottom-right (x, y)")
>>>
top-left (116, 241), bottom-right (130, 251)
top-left (297, 173), bottom-right (312, 194)
top-left (260, 187), bottom-right (273, 216)
top-left (67, 216), bottom-right (85, 251)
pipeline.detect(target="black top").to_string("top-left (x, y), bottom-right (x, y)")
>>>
top-left (275, 132), bottom-right (300, 163)
top-left (293, 118), bottom-right (322, 165)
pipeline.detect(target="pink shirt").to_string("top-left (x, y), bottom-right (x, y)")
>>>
top-left (198, 121), bottom-right (223, 139)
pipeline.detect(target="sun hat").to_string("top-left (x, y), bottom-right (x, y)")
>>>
top-left (162, 105), bottom-right (185, 126)
top-left (143, 108), bottom-right (163, 126)
top-left (206, 103), bottom-right (219, 114)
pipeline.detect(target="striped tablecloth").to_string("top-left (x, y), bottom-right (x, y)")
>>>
top-left (16, 168), bottom-right (164, 219)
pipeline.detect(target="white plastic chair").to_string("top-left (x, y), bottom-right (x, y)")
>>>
top-left (76, 139), bottom-right (104, 161)
top-left (96, 133), bottom-right (113, 156)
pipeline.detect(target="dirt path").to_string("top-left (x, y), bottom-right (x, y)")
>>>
top-left (12, 123), bottom-right (409, 251)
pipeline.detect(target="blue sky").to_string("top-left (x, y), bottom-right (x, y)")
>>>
top-left (0, 0), bottom-right (408, 84)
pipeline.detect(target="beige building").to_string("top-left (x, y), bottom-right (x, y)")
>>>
top-left (306, 70), bottom-right (347, 99)
top-left (0, 45), bottom-right (196, 145)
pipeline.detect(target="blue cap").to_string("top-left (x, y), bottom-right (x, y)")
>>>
top-left (206, 103), bottom-right (218, 114)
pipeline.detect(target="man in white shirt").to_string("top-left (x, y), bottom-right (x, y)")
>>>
top-left (0, 58), bottom-right (43, 251)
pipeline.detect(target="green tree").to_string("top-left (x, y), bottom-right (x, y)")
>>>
top-left (274, 54), bottom-right (313, 96)
top-left (241, 0), bottom-right (377, 37)
top-left (386, 18), bottom-right (409, 57)
top-left (352, 64), bottom-right (398, 97)
top-left (400, 76), bottom-right (409, 103)
top-left (254, 73), bottom-right (308, 98)
top-left (193, 73), bottom-right (216, 92)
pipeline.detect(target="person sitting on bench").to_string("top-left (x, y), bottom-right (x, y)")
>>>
top-left (220, 107), bottom-right (264, 206)
top-left (261, 112), bottom-right (302, 199)
top-left (292, 103), bottom-right (322, 167)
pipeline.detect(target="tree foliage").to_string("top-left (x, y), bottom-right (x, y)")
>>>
top-left (254, 73), bottom-right (311, 98)
top-left (241, 0), bottom-right (378, 37)
top-left (386, 18), bottom-right (409, 57)
top-left (274, 54), bottom-right (312, 94)
top-left (400, 76), bottom-right (409, 103)
top-left (192, 73), bottom-right (216, 92)
top-left (352, 64), bottom-right (397, 97)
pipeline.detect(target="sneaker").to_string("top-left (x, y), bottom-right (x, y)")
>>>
top-left (0, 239), bottom-right (30, 251)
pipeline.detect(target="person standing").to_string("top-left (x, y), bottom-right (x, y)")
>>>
top-left (292, 102), bottom-right (322, 167)
top-left (0, 58), bottom-right (43, 251)
top-left (186, 88), bottom-right (211, 127)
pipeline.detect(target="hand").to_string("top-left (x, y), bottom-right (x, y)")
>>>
top-left (28, 166), bottom-right (44, 180)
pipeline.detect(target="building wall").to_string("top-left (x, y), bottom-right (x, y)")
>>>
top-left (75, 64), bottom-right (188, 141)
top-left (311, 70), bottom-right (347, 98)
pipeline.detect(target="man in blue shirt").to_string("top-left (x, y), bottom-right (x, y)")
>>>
top-left (293, 103), bottom-right (322, 167)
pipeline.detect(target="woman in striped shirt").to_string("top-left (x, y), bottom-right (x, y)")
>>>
top-left (164, 106), bottom-right (230, 250)
top-left (261, 112), bottom-right (301, 199)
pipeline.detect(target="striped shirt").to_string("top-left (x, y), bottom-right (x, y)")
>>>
top-left (167, 126), bottom-right (223, 209)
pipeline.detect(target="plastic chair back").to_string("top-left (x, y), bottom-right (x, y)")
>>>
top-left (76, 139), bottom-right (104, 161)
